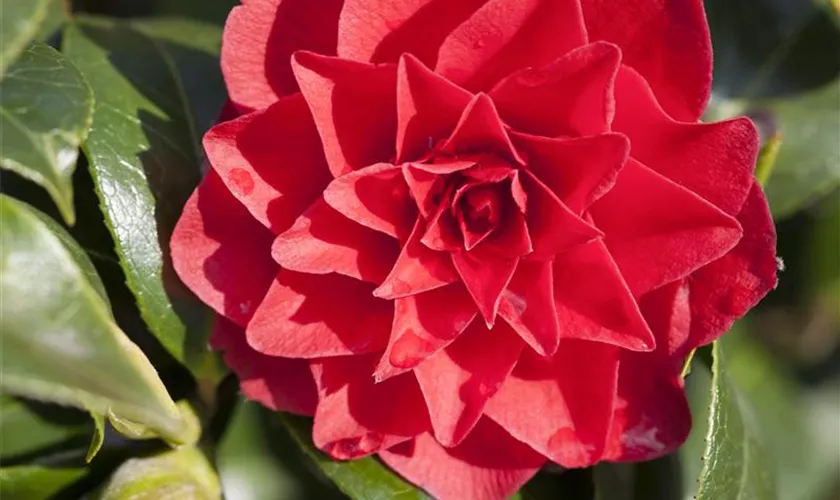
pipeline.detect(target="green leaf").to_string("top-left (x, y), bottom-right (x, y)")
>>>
top-left (98, 447), bottom-right (221, 500)
top-left (693, 341), bottom-right (777, 500)
top-left (217, 401), bottom-right (310, 500)
top-left (705, 0), bottom-right (840, 99)
top-left (704, 0), bottom-right (840, 218)
top-left (0, 0), bottom-right (51, 75)
top-left (151, 0), bottom-right (237, 26)
top-left (756, 82), bottom-right (840, 217)
top-left (36, 0), bottom-right (69, 42)
top-left (754, 132), bottom-right (782, 188)
top-left (0, 466), bottom-right (86, 500)
top-left (721, 329), bottom-right (834, 500)
top-left (27, 201), bottom-right (110, 306)
top-left (0, 41), bottom-right (94, 225)
top-left (0, 195), bottom-right (196, 446)
top-left (682, 328), bottom-right (837, 500)
top-left (281, 415), bottom-right (430, 500)
top-left (62, 16), bottom-right (227, 385)
top-left (86, 412), bottom-right (105, 463)
top-left (0, 396), bottom-right (90, 462)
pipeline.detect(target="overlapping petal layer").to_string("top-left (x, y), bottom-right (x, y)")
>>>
top-left (172, 1), bottom-right (778, 499)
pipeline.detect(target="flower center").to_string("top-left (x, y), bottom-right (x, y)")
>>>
top-left (456, 183), bottom-right (502, 240)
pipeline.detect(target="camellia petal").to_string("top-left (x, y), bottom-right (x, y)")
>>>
top-left (638, 280), bottom-right (692, 359)
top-left (403, 162), bottom-right (476, 218)
top-left (490, 42), bottom-right (621, 137)
top-left (312, 355), bottom-right (430, 459)
top-left (603, 352), bottom-right (691, 462)
top-left (485, 342), bottom-right (619, 467)
top-left (222, 0), bottom-right (344, 112)
top-left (380, 419), bottom-right (546, 500)
top-left (686, 183), bottom-right (778, 349)
top-left (338, 0), bottom-right (489, 66)
top-left (498, 260), bottom-right (560, 357)
top-left (292, 51), bottom-right (397, 176)
top-left (396, 53), bottom-right (473, 162)
top-left (512, 132), bottom-right (629, 214)
top-left (553, 240), bottom-right (656, 351)
top-left (322, 163), bottom-right (417, 240)
top-left (246, 271), bottom-right (392, 358)
top-left (171, 171), bottom-right (277, 326)
top-left (375, 283), bottom-right (477, 381)
top-left (441, 93), bottom-right (521, 163)
top-left (415, 321), bottom-right (524, 447)
top-left (517, 169), bottom-right (602, 259)
top-left (210, 316), bottom-right (317, 415)
top-left (613, 66), bottom-right (757, 216)
top-left (592, 159), bottom-right (743, 296)
top-left (436, 0), bottom-right (587, 91)
top-left (374, 219), bottom-right (460, 299)
top-left (452, 247), bottom-right (518, 328)
top-left (579, 0), bottom-right (712, 121)
top-left (273, 196), bottom-right (400, 283)
top-left (203, 94), bottom-right (332, 233)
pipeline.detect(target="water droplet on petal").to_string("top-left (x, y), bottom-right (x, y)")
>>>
top-left (227, 168), bottom-right (254, 196)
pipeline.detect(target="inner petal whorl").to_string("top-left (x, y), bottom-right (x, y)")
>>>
top-left (460, 184), bottom-right (501, 234)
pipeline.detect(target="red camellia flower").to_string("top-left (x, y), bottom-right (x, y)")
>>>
top-left (171, 1), bottom-right (779, 498)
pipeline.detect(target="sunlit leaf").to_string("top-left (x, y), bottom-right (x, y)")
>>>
top-left (0, 0), bottom-right (51, 75)
top-left (0, 195), bottom-right (196, 447)
top-left (62, 16), bottom-right (227, 385)
top-left (0, 42), bottom-right (93, 224)
top-left (99, 447), bottom-right (221, 500)
top-left (689, 341), bottom-right (777, 500)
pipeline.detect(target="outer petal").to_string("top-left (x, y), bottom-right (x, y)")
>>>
top-left (490, 42), bottom-right (621, 137)
top-left (396, 54), bottom-right (472, 162)
top-left (603, 352), bottom-right (691, 462)
top-left (613, 66), bottom-right (757, 216)
top-left (591, 159), bottom-right (743, 296)
top-left (210, 316), bottom-right (317, 415)
top-left (273, 197), bottom-right (400, 283)
top-left (338, 0), bottom-right (488, 66)
top-left (203, 94), bottom-right (332, 233)
top-left (687, 183), bottom-right (778, 349)
top-left (374, 283), bottom-right (477, 381)
top-left (553, 240), bottom-right (656, 351)
top-left (322, 163), bottom-right (417, 240)
top-left (312, 355), bottom-right (429, 459)
top-left (171, 171), bottom-right (276, 326)
top-left (512, 132), bottom-right (630, 214)
top-left (374, 219), bottom-right (459, 299)
top-left (498, 260), bottom-right (560, 357)
top-left (246, 271), bottom-right (392, 357)
top-left (292, 52), bottom-right (397, 177)
top-left (222, 0), bottom-right (343, 112)
top-left (380, 419), bottom-right (546, 500)
top-left (638, 280), bottom-right (691, 360)
top-left (414, 321), bottom-right (524, 447)
top-left (579, 0), bottom-right (712, 121)
top-left (436, 0), bottom-right (587, 91)
top-left (605, 274), bottom-right (693, 461)
top-left (485, 341), bottom-right (620, 467)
